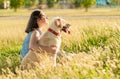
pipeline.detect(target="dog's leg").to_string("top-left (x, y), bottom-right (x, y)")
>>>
top-left (53, 53), bottom-right (57, 67)
top-left (53, 47), bottom-right (59, 67)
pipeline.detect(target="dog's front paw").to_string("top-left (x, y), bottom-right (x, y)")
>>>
top-left (53, 64), bottom-right (56, 68)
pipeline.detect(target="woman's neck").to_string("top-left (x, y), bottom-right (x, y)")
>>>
top-left (36, 27), bottom-right (42, 31)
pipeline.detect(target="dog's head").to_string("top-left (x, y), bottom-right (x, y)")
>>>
top-left (50, 17), bottom-right (71, 34)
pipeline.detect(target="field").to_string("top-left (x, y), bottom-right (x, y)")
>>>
top-left (0, 8), bottom-right (120, 79)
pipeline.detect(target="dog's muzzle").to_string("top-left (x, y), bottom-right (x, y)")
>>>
top-left (61, 24), bottom-right (70, 34)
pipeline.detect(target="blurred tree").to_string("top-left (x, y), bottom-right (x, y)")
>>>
top-left (25, 0), bottom-right (38, 7)
top-left (0, 0), bottom-right (4, 9)
top-left (0, 0), bottom-right (4, 3)
top-left (10, 0), bottom-right (24, 12)
top-left (37, 0), bottom-right (47, 9)
top-left (111, 0), bottom-right (120, 6)
top-left (74, 0), bottom-right (81, 8)
top-left (38, 0), bottom-right (46, 5)
top-left (81, 0), bottom-right (96, 12)
top-left (46, 0), bottom-right (57, 8)
top-left (69, 0), bottom-right (74, 3)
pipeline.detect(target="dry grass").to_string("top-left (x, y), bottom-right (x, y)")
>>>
top-left (0, 9), bottom-right (120, 79)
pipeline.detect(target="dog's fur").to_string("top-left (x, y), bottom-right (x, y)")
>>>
top-left (21, 17), bottom-right (70, 69)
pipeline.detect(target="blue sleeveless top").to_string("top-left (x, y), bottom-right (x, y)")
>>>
top-left (20, 30), bottom-right (42, 58)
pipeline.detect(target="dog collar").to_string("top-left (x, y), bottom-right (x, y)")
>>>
top-left (48, 28), bottom-right (60, 36)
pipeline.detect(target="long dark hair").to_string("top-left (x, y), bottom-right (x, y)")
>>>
top-left (25, 10), bottom-right (43, 33)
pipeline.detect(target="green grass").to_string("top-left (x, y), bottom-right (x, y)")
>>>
top-left (0, 9), bottom-right (120, 79)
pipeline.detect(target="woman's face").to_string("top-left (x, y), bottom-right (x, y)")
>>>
top-left (37, 12), bottom-right (48, 27)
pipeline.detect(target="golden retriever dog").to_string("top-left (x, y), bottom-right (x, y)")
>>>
top-left (21, 17), bottom-right (70, 69)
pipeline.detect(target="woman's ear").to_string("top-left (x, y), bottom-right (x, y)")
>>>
top-left (55, 18), bottom-right (61, 27)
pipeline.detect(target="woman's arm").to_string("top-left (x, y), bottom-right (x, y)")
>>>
top-left (29, 30), bottom-right (40, 50)
top-left (29, 30), bottom-right (56, 54)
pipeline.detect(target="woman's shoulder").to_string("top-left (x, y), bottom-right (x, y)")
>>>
top-left (31, 29), bottom-right (41, 37)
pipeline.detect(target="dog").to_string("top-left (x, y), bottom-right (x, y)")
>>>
top-left (21, 17), bottom-right (70, 69)
top-left (38, 17), bottom-right (70, 67)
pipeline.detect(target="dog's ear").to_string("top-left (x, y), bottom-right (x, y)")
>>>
top-left (55, 18), bottom-right (61, 28)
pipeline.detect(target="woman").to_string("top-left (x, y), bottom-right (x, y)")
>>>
top-left (20, 9), bottom-right (56, 60)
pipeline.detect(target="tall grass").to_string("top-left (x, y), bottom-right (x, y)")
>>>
top-left (0, 16), bottom-right (120, 78)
